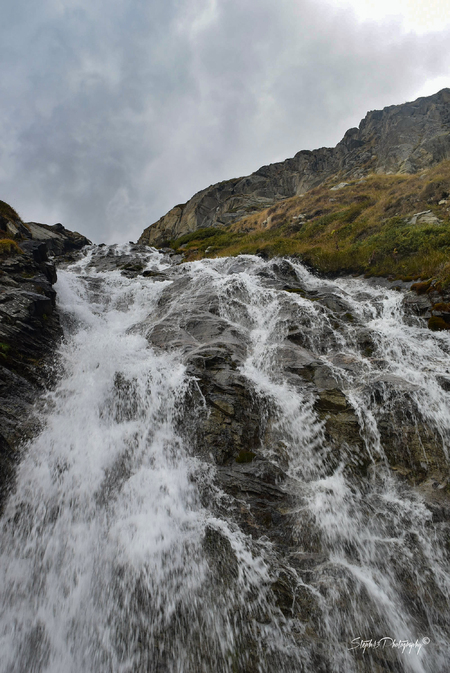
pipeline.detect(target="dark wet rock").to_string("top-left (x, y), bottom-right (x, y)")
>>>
top-left (216, 461), bottom-right (286, 500)
top-left (270, 259), bottom-right (303, 286)
top-left (312, 364), bottom-right (341, 391)
top-left (24, 222), bottom-right (91, 255)
top-left (372, 373), bottom-right (419, 393)
top-left (403, 291), bottom-right (433, 317)
top-left (436, 374), bottom-right (450, 392)
top-left (354, 328), bottom-right (376, 356)
top-left (278, 344), bottom-right (321, 379)
top-left (310, 290), bottom-right (353, 317)
top-left (0, 224), bottom-right (90, 508)
top-left (202, 525), bottom-right (239, 584)
top-left (285, 328), bottom-right (309, 348)
top-left (188, 365), bottom-right (260, 466)
top-left (330, 352), bottom-right (363, 373)
top-left (361, 375), bottom-right (449, 482)
top-left (141, 269), bottom-right (168, 279)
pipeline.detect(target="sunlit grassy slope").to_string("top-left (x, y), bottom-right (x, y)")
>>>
top-left (169, 161), bottom-right (450, 286)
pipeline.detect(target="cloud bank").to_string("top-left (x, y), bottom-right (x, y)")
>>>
top-left (1, 0), bottom-right (450, 242)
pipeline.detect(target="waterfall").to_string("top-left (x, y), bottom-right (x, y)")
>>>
top-left (0, 245), bottom-right (449, 672)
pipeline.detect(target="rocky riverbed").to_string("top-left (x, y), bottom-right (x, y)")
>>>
top-left (1, 242), bottom-right (449, 672)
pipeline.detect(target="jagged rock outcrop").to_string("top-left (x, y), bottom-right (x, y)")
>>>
top-left (0, 214), bottom-right (91, 507)
top-left (23, 221), bottom-right (91, 256)
top-left (139, 88), bottom-right (450, 246)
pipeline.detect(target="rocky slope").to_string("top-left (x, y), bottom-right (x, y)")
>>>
top-left (139, 88), bottom-right (450, 247)
top-left (164, 160), bottom-right (450, 299)
top-left (0, 209), bottom-right (90, 507)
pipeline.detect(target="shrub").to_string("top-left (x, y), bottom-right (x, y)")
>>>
top-left (428, 316), bottom-right (450, 331)
top-left (0, 239), bottom-right (23, 257)
top-left (411, 280), bottom-right (433, 294)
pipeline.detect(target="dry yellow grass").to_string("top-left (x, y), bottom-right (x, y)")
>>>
top-left (171, 161), bottom-right (450, 285)
top-left (0, 238), bottom-right (23, 257)
top-left (0, 200), bottom-right (21, 223)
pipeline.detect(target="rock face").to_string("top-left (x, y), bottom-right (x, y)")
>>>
top-left (23, 221), bottom-right (91, 256)
top-left (0, 217), bottom-right (91, 508)
top-left (139, 88), bottom-right (450, 246)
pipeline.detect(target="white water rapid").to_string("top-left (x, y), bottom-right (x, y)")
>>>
top-left (0, 245), bottom-right (449, 672)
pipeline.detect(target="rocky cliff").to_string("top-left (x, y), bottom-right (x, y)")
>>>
top-left (0, 207), bottom-right (90, 507)
top-left (139, 88), bottom-right (450, 247)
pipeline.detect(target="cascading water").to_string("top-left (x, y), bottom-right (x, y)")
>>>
top-left (0, 245), bottom-right (449, 672)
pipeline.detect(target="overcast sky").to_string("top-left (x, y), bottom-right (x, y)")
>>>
top-left (1, 0), bottom-right (450, 243)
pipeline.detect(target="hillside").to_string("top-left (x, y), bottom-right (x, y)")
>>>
top-left (139, 88), bottom-right (450, 247)
top-left (168, 160), bottom-right (450, 287)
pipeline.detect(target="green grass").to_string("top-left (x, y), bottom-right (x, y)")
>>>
top-left (170, 227), bottom-right (245, 255)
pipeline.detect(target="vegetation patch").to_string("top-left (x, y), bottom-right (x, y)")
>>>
top-left (432, 302), bottom-right (450, 312)
top-left (169, 227), bottom-right (245, 260)
top-left (166, 160), bottom-right (450, 287)
top-left (0, 200), bottom-right (21, 223)
top-left (411, 280), bottom-right (433, 294)
top-left (235, 450), bottom-right (256, 463)
top-left (428, 316), bottom-right (450, 331)
top-left (0, 239), bottom-right (23, 257)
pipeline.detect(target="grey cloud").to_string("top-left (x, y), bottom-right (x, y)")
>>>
top-left (1, 0), bottom-right (450, 243)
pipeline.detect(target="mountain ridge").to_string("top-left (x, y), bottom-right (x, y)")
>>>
top-left (139, 88), bottom-right (450, 247)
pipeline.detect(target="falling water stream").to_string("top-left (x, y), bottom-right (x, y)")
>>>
top-left (0, 245), bottom-right (449, 672)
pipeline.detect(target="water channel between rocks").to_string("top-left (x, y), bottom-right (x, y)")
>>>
top-left (0, 244), bottom-right (449, 673)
